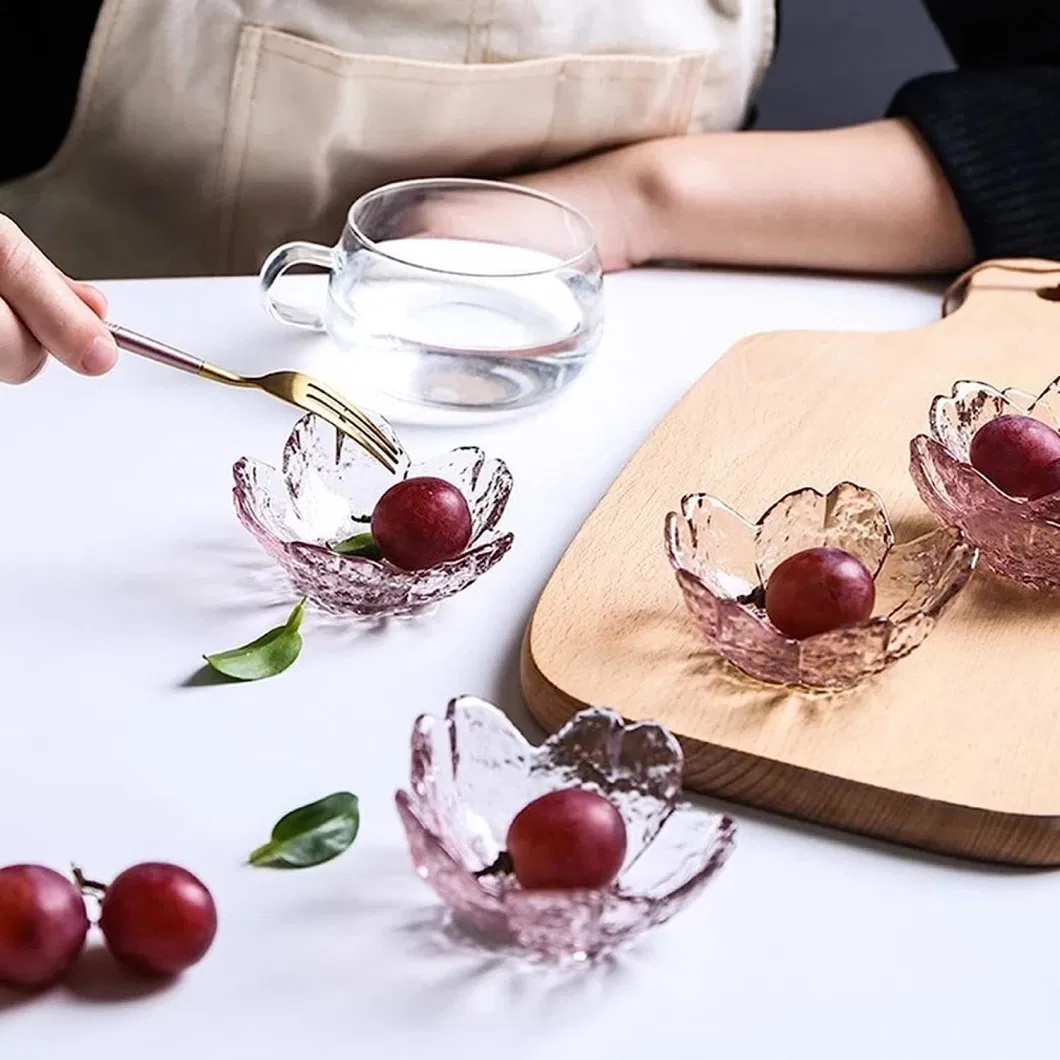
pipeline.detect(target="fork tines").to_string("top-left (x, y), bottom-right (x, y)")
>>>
top-left (303, 381), bottom-right (402, 471)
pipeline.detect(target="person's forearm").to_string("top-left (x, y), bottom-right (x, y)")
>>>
top-left (636, 119), bottom-right (974, 274)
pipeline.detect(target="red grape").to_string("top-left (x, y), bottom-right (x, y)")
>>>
top-left (0, 865), bottom-right (89, 989)
top-left (1029, 456), bottom-right (1060, 500)
top-left (370, 476), bottom-right (473, 571)
top-left (765, 546), bottom-right (875, 640)
top-left (969, 415), bottom-right (1060, 498)
top-left (506, 789), bottom-right (627, 891)
top-left (99, 863), bottom-right (217, 977)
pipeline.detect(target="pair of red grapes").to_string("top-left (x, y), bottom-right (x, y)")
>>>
top-left (370, 477), bottom-right (472, 571)
top-left (0, 862), bottom-right (216, 991)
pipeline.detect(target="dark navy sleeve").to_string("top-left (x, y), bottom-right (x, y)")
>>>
top-left (888, 1), bottom-right (1060, 259)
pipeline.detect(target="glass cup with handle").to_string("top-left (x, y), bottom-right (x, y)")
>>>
top-left (259, 178), bottom-right (604, 414)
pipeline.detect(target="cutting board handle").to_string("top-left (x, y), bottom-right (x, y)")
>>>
top-left (942, 257), bottom-right (1060, 322)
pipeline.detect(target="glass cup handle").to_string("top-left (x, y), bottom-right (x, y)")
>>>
top-left (259, 241), bottom-right (335, 330)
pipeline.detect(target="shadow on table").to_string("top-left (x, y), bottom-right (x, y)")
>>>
top-left (180, 663), bottom-right (238, 688)
top-left (0, 985), bottom-right (36, 1014)
top-left (278, 845), bottom-right (648, 1020)
top-left (119, 535), bottom-right (295, 638)
top-left (0, 946), bottom-right (171, 1013)
top-left (162, 535), bottom-right (422, 689)
top-left (170, 536), bottom-right (456, 634)
top-left (478, 605), bottom-right (547, 745)
top-left (63, 944), bottom-right (174, 1004)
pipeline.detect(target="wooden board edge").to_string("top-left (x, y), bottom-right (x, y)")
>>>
top-left (521, 622), bottom-right (1060, 867)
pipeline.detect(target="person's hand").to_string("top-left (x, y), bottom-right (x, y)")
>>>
top-left (0, 214), bottom-right (117, 385)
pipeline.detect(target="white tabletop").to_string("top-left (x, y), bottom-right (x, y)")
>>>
top-left (2, 268), bottom-right (1056, 1058)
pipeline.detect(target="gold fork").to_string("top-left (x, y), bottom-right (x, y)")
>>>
top-left (107, 323), bottom-right (402, 472)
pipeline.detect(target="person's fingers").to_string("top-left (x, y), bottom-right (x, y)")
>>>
top-left (0, 297), bottom-right (48, 385)
top-left (0, 215), bottom-right (116, 375)
top-left (0, 276), bottom-right (109, 384)
top-left (64, 277), bottom-right (109, 320)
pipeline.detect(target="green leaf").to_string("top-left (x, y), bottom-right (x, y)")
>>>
top-left (204, 598), bottom-right (306, 681)
top-left (248, 792), bottom-right (360, 868)
top-left (332, 532), bottom-right (382, 559)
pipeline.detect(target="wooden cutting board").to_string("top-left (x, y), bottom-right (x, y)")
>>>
top-left (522, 260), bottom-right (1060, 866)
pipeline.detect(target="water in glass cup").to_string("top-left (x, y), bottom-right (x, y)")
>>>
top-left (327, 234), bottom-right (601, 410)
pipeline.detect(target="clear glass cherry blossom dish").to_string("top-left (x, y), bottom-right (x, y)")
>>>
top-left (394, 696), bottom-right (736, 962)
top-left (910, 378), bottom-right (1060, 590)
top-left (232, 414), bottom-right (513, 616)
top-left (665, 482), bottom-right (977, 692)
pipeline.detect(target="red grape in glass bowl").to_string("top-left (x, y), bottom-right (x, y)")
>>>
top-left (395, 696), bottom-right (735, 962)
top-left (665, 481), bottom-right (977, 691)
top-left (911, 377), bottom-right (1060, 590)
top-left (233, 413), bottom-right (513, 616)
top-left (370, 476), bottom-right (473, 571)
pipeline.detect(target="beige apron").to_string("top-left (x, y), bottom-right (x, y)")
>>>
top-left (0, 0), bottom-right (774, 279)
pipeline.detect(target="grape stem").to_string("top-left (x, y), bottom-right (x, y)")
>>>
top-left (71, 864), bottom-right (108, 896)
top-left (473, 851), bottom-right (513, 879)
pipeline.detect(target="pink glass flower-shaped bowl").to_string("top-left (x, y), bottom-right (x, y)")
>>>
top-left (395, 697), bottom-right (735, 961)
top-left (665, 482), bottom-right (977, 691)
top-left (910, 378), bottom-right (1060, 590)
top-left (233, 414), bottom-right (513, 616)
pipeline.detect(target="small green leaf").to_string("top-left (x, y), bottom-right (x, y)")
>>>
top-left (332, 532), bottom-right (382, 559)
top-left (204, 598), bottom-right (306, 681)
top-left (248, 792), bottom-right (360, 868)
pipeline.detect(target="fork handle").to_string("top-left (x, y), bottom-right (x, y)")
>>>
top-left (107, 323), bottom-right (246, 386)
top-left (107, 322), bottom-right (206, 374)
